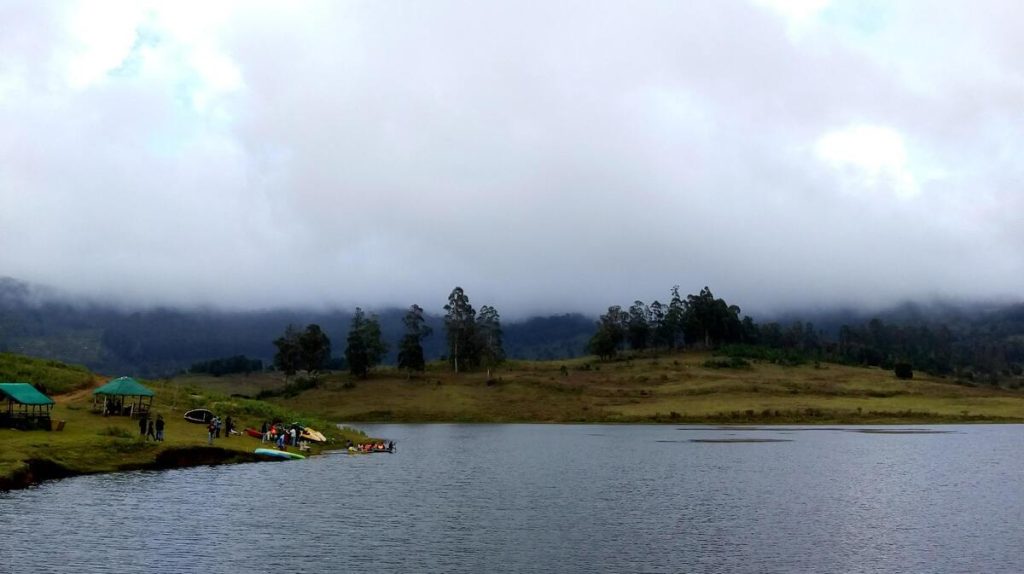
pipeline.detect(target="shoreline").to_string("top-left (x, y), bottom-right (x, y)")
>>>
top-left (8, 418), bottom-right (1022, 492)
top-left (338, 413), bottom-right (1024, 425)
top-left (0, 446), bottom-right (267, 492)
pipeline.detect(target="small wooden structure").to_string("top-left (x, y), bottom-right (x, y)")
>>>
top-left (92, 377), bottom-right (155, 418)
top-left (0, 382), bottom-right (55, 430)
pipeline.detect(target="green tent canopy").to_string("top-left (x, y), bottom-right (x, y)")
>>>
top-left (92, 377), bottom-right (154, 418)
top-left (0, 382), bottom-right (55, 406)
top-left (0, 382), bottom-right (54, 429)
top-left (93, 377), bottom-right (155, 397)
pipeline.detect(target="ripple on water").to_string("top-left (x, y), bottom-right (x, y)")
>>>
top-left (0, 423), bottom-right (1021, 574)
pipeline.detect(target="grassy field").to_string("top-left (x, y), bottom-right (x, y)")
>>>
top-left (0, 352), bottom-right (99, 394)
top-left (0, 356), bottom-right (369, 489)
top-left (7, 350), bottom-right (1023, 488)
top-left (227, 352), bottom-right (1024, 424)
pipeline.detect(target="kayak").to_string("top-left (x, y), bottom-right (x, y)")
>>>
top-left (254, 448), bottom-right (305, 460)
top-left (300, 427), bottom-right (327, 443)
top-left (183, 409), bottom-right (214, 424)
top-left (244, 428), bottom-right (263, 439)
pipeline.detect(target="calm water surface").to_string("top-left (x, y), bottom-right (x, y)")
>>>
top-left (1, 424), bottom-right (1022, 573)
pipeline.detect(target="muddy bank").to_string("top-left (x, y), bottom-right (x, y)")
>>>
top-left (1, 447), bottom-right (265, 492)
top-left (0, 459), bottom-right (78, 491)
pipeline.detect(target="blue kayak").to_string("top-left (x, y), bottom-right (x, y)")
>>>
top-left (254, 448), bottom-right (305, 460)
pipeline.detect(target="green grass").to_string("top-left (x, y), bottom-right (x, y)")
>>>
top-left (0, 355), bottom-right (370, 488)
top-left (218, 352), bottom-right (1024, 424)
top-left (0, 352), bottom-right (99, 394)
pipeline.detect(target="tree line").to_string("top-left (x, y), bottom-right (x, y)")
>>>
top-left (189, 355), bottom-right (263, 377)
top-left (272, 286), bottom-right (505, 380)
top-left (587, 286), bottom-right (749, 359)
top-left (587, 286), bottom-right (1024, 384)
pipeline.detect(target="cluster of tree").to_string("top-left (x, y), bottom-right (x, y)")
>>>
top-left (340, 287), bottom-right (504, 377)
top-left (188, 355), bottom-right (263, 377)
top-left (345, 308), bottom-right (388, 378)
top-left (587, 286), bottom-right (746, 359)
top-left (272, 324), bottom-right (331, 380)
top-left (272, 288), bottom-right (506, 380)
top-left (738, 317), bottom-right (984, 377)
top-left (583, 286), bottom-right (1024, 385)
top-left (397, 304), bottom-right (432, 373)
top-left (443, 287), bottom-right (504, 373)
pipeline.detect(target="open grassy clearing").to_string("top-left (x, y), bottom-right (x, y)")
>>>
top-left (231, 352), bottom-right (1024, 424)
top-left (1, 356), bottom-right (369, 488)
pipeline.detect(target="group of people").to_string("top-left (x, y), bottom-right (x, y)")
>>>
top-left (259, 421), bottom-right (304, 450)
top-left (206, 415), bottom-right (234, 445)
top-left (352, 441), bottom-right (395, 453)
top-left (138, 413), bottom-right (165, 441)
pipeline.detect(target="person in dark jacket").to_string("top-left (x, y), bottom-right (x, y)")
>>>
top-left (155, 414), bottom-right (165, 441)
top-left (224, 416), bottom-right (233, 438)
top-left (146, 419), bottom-right (156, 441)
top-left (138, 414), bottom-right (148, 436)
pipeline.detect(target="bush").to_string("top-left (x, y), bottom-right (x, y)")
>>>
top-left (717, 345), bottom-right (806, 366)
top-left (99, 426), bottom-right (134, 439)
top-left (703, 357), bottom-right (751, 369)
top-left (894, 362), bottom-right (914, 380)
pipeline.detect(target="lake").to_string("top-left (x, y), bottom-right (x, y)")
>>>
top-left (1, 424), bottom-right (1022, 573)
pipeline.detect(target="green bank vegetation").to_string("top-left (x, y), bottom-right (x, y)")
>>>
top-left (1, 355), bottom-right (368, 489)
top-left (210, 351), bottom-right (1024, 424)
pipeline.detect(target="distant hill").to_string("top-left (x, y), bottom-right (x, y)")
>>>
top-left (0, 277), bottom-right (596, 377)
top-left (2, 276), bottom-right (1022, 380)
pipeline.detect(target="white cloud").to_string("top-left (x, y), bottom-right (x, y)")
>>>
top-left (62, 1), bottom-right (147, 89)
top-left (750, 0), bottom-right (831, 37)
top-left (1, 1), bottom-right (1022, 314)
top-left (815, 125), bottom-right (920, 199)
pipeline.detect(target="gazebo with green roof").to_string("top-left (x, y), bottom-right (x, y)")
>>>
top-left (92, 377), bottom-right (155, 418)
top-left (0, 382), bottom-right (55, 430)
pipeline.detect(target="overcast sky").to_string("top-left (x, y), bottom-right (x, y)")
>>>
top-left (1, 1), bottom-right (1022, 316)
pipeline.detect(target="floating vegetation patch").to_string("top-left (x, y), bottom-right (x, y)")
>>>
top-left (689, 438), bottom-right (793, 443)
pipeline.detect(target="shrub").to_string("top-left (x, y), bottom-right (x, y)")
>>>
top-left (99, 426), bottom-right (134, 439)
top-left (894, 363), bottom-right (914, 380)
top-left (703, 357), bottom-right (751, 369)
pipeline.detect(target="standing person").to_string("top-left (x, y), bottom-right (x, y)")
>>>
top-left (276, 431), bottom-right (285, 450)
top-left (155, 414), bottom-right (165, 442)
top-left (224, 415), bottom-right (233, 439)
top-left (290, 427), bottom-right (297, 447)
top-left (214, 416), bottom-right (222, 438)
top-left (138, 414), bottom-right (147, 436)
top-left (146, 418), bottom-right (156, 441)
top-left (260, 421), bottom-right (269, 443)
top-left (208, 420), bottom-right (216, 445)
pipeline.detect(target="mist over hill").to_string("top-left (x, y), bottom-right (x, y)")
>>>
top-left (0, 277), bottom-right (594, 377)
top-left (1, 276), bottom-right (1022, 380)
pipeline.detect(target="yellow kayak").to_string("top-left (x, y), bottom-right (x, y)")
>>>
top-left (300, 427), bottom-right (327, 443)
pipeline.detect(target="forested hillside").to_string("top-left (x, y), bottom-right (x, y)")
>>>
top-left (2, 276), bottom-right (1022, 383)
top-left (0, 278), bottom-right (593, 376)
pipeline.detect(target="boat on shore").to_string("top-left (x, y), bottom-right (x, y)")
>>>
top-left (300, 427), bottom-right (327, 443)
top-left (183, 409), bottom-right (214, 424)
top-left (242, 425), bottom-right (326, 443)
top-left (254, 448), bottom-right (305, 460)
